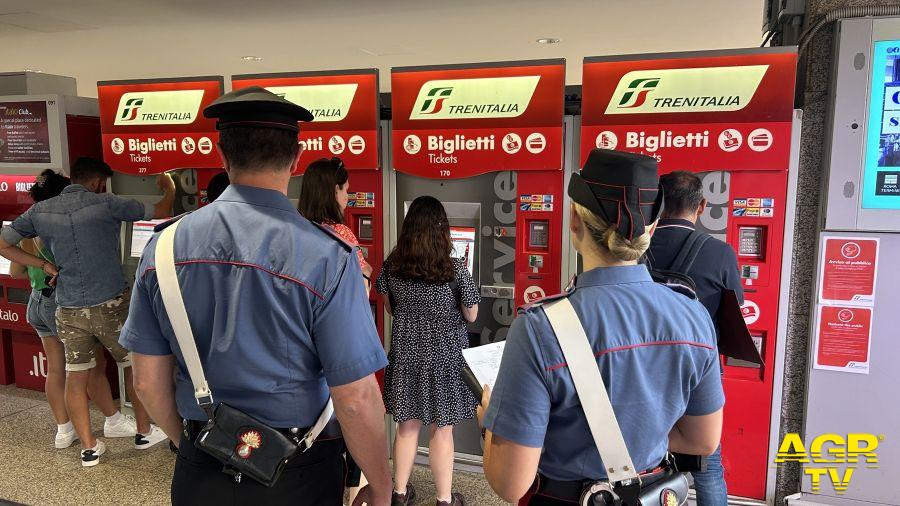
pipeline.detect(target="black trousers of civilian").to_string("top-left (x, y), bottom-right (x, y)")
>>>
top-left (171, 431), bottom-right (345, 506)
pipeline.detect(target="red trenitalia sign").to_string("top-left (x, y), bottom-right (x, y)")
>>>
top-left (97, 76), bottom-right (224, 175)
top-left (232, 69), bottom-right (380, 174)
top-left (391, 60), bottom-right (565, 178)
top-left (581, 51), bottom-right (797, 170)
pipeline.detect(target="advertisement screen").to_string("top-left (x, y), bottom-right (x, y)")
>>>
top-left (864, 40), bottom-right (900, 209)
top-left (450, 226), bottom-right (476, 276)
top-left (0, 101), bottom-right (51, 164)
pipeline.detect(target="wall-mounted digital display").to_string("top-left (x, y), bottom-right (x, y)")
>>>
top-left (450, 226), bottom-right (476, 276)
top-left (864, 40), bottom-right (900, 209)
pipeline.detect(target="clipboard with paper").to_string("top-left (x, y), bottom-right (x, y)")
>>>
top-left (461, 341), bottom-right (506, 399)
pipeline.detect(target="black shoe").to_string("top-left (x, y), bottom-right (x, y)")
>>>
top-left (436, 492), bottom-right (465, 506)
top-left (392, 483), bottom-right (417, 506)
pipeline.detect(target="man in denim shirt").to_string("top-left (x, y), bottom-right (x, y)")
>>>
top-left (0, 157), bottom-right (176, 466)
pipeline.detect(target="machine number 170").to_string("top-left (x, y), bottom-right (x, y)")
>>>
top-left (439, 170), bottom-right (451, 177)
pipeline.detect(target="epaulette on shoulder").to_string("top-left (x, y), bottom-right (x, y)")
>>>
top-left (517, 291), bottom-right (570, 314)
top-left (309, 221), bottom-right (353, 252)
top-left (153, 212), bottom-right (191, 232)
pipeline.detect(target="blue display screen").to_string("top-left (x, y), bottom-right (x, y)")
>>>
top-left (864, 40), bottom-right (900, 209)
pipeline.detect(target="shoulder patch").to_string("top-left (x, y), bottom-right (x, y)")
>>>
top-left (517, 291), bottom-right (570, 314)
top-left (153, 212), bottom-right (191, 232)
top-left (309, 221), bottom-right (354, 252)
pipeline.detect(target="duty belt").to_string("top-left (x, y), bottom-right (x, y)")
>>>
top-left (533, 463), bottom-right (670, 502)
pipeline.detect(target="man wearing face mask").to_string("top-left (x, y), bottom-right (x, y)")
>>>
top-left (0, 157), bottom-right (176, 466)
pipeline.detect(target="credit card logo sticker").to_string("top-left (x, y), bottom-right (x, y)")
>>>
top-left (605, 65), bottom-right (769, 115)
top-left (114, 90), bottom-right (205, 125)
top-left (410, 76), bottom-right (540, 120)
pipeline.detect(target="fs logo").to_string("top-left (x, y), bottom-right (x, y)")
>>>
top-left (419, 87), bottom-right (454, 115)
top-left (119, 98), bottom-right (144, 122)
top-left (776, 433), bottom-right (882, 494)
top-left (616, 78), bottom-right (660, 109)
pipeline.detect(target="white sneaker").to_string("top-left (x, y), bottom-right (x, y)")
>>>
top-left (103, 414), bottom-right (137, 438)
top-left (55, 429), bottom-right (79, 449)
top-left (134, 424), bottom-right (167, 450)
top-left (81, 440), bottom-right (106, 467)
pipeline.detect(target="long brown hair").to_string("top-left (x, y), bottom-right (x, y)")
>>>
top-left (385, 196), bottom-right (455, 284)
top-left (298, 157), bottom-right (348, 224)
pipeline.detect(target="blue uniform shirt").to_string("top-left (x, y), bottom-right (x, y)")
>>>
top-left (119, 184), bottom-right (387, 428)
top-left (483, 265), bottom-right (724, 482)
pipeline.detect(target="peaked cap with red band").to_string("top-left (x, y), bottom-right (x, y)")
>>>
top-left (568, 148), bottom-right (664, 241)
top-left (203, 86), bottom-right (313, 133)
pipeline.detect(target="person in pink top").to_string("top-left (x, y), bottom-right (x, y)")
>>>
top-left (299, 157), bottom-right (373, 291)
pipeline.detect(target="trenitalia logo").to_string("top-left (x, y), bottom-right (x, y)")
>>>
top-left (265, 84), bottom-right (358, 122)
top-left (419, 87), bottom-right (454, 115)
top-left (410, 76), bottom-right (540, 120)
top-left (114, 90), bottom-right (204, 125)
top-left (605, 65), bottom-right (769, 114)
top-left (617, 78), bottom-right (660, 108)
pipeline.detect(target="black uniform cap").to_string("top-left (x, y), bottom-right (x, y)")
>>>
top-left (568, 148), bottom-right (664, 241)
top-left (203, 86), bottom-right (313, 133)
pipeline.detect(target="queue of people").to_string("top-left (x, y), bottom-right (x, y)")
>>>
top-left (0, 85), bottom-right (735, 506)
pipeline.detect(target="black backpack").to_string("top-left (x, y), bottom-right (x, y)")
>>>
top-left (648, 230), bottom-right (710, 300)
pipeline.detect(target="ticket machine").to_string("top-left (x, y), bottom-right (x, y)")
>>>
top-left (0, 73), bottom-right (105, 389)
top-left (231, 69), bottom-right (384, 341)
top-left (580, 48), bottom-right (800, 502)
top-left (98, 76), bottom-right (224, 404)
top-left (389, 59), bottom-right (567, 463)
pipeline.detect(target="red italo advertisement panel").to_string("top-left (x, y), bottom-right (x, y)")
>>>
top-left (97, 76), bottom-right (224, 175)
top-left (582, 48), bottom-right (797, 500)
top-left (232, 69), bottom-right (380, 175)
top-left (391, 59), bottom-right (565, 178)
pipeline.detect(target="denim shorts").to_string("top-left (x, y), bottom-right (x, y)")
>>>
top-left (26, 290), bottom-right (58, 338)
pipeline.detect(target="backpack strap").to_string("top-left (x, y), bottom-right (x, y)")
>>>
top-left (669, 230), bottom-right (711, 274)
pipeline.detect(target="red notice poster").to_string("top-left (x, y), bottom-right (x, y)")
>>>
top-left (814, 305), bottom-right (873, 374)
top-left (0, 101), bottom-right (51, 164)
top-left (818, 237), bottom-right (879, 305)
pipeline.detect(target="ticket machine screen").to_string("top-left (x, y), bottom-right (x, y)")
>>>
top-left (450, 226), bottom-right (476, 276)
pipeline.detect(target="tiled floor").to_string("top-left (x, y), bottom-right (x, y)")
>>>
top-left (0, 384), bottom-right (509, 505)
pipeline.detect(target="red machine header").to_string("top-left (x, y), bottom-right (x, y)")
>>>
top-left (581, 49), bottom-right (797, 171)
top-left (97, 76), bottom-right (224, 175)
top-left (232, 69), bottom-right (380, 174)
top-left (391, 59), bottom-right (565, 178)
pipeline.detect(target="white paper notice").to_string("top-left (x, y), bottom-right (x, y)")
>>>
top-left (462, 341), bottom-right (506, 390)
top-left (130, 220), bottom-right (167, 258)
top-left (0, 222), bottom-right (12, 276)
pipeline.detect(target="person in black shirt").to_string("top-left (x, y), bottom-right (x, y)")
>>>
top-left (647, 170), bottom-right (744, 506)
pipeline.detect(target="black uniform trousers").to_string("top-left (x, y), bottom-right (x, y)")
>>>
top-left (171, 428), bottom-right (345, 506)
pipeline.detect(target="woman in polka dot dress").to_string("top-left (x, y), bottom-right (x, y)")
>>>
top-left (376, 196), bottom-right (480, 506)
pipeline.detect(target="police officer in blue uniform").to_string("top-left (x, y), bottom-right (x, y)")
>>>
top-left (477, 149), bottom-right (725, 505)
top-left (119, 87), bottom-right (393, 506)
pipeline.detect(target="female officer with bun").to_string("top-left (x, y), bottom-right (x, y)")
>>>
top-left (477, 149), bottom-right (725, 505)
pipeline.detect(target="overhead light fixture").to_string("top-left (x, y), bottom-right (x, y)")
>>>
top-left (241, 56), bottom-right (263, 62)
top-left (536, 38), bottom-right (560, 44)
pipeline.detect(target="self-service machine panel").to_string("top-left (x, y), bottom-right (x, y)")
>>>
top-left (390, 59), bottom-right (566, 462)
top-left (580, 48), bottom-right (799, 502)
top-left (231, 69), bottom-right (385, 351)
